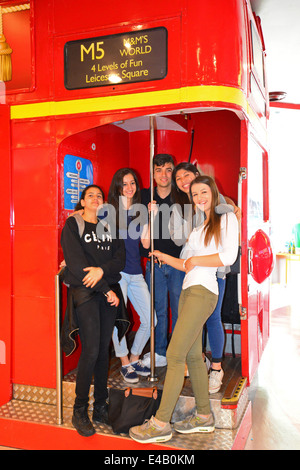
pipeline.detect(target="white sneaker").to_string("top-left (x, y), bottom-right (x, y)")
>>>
top-left (141, 352), bottom-right (167, 368)
top-left (209, 369), bottom-right (224, 394)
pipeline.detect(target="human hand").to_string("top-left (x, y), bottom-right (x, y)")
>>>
top-left (60, 259), bottom-right (66, 268)
top-left (105, 290), bottom-right (119, 307)
top-left (149, 250), bottom-right (166, 264)
top-left (82, 267), bottom-right (104, 288)
top-left (184, 257), bottom-right (195, 273)
top-left (68, 209), bottom-right (84, 218)
top-left (148, 201), bottom-right (159, 216)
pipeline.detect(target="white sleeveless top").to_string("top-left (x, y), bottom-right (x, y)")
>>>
top-left (181, 212), bottom-right (238, 294)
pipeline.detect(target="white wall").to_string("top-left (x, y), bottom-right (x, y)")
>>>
top-left (269, 107), bottom-right (300, 252)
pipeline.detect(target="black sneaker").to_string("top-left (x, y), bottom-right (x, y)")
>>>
top-left (72, 406), bottom-right (96, 437)
top-left (92, 403), bottom-right (109, 425)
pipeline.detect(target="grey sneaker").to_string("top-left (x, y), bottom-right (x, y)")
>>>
top-left (174, 413), bottom-right (215, 434)
top-left (129, 416), bottom-right (172, 444)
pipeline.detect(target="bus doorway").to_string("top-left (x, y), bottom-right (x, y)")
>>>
top-left (56, 109), bottom-right (252, 449)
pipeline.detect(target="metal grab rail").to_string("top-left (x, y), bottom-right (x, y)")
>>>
top-left (55, 266), bottom-right (65, 425)
top-left (148, 115), bottom-right (158, 383)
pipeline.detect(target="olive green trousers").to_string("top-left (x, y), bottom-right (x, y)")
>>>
top-left (156, 285), bottom-right (218, 422)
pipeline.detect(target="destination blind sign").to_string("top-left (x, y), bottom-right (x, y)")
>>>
top-left (64, 27), bottom-right (167, 90)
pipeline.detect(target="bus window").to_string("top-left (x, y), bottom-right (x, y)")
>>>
top-left (250, 21), bottom-right (265, 91)
top-left (248, 137), bottom-right (269, 223)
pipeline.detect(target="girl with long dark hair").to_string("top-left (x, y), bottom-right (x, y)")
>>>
top-left (108, 168), bottom-right (154, 383)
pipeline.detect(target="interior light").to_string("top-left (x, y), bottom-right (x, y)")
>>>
top-left (108, 74), bottom-right (122, 84)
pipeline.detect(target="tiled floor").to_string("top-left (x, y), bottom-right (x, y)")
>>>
top-left (244, 283), bottom-right (300, 450)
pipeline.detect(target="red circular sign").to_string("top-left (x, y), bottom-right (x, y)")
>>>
top-left (76, 160), bottom-right (82, 172)
top-left (249, 229), bottom-right (274, 284)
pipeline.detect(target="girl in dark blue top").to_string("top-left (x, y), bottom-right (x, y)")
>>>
top-left (108, 168), bottom-right (154, 383)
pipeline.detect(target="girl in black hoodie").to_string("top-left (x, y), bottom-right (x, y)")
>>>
top-left (61, 184), bottom-right (125, 437)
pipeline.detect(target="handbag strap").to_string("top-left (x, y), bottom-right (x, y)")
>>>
top-left (125, 387), bottom-right (158, 399)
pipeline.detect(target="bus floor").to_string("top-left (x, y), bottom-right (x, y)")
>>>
top-left (0, 341), bottom-right (249, 450)
top-left (1, 282), bottom-right (299, 450)
top-left (59, 347), bottom-right (248, 450)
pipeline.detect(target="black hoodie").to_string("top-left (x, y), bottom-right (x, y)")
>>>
top-left (61, 216), bottom-right (125, 294)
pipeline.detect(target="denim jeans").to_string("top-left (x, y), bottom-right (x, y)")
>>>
top-left (112, 272), bottom-right (154, 357)
top-left (205, 277), bottom-right (226, 362)
top-left (145, 261), bottom-right (185, 357)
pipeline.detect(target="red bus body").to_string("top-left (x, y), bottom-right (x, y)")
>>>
top-left (0, 0), bottom-right (273, 448)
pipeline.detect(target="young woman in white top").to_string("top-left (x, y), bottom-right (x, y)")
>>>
top-left (170, 162), bottom-right (240, 393)
top-left (129, 175), bottom-right (239, 444)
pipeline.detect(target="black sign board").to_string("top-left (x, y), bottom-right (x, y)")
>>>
top-left (64, 27), bottom-right (168, 90)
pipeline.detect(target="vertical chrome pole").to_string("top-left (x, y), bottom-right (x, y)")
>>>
top-left (55, 268), bottom-right (64, 424)
top-left (149, 116), bottom-right (158, 382)
top-left (238, 168), bottom-right (246, 308)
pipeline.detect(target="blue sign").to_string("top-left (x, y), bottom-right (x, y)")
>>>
top-left (64, 154), bottom-right (93, 210)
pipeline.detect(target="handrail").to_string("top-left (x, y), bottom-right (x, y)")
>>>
top-left (148, 116), bottom-right (158, 383)
top-left (55, 266), bottom-right (65, 425)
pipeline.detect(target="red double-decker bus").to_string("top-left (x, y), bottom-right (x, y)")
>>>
top-left (0, 0), bottom-right (273, 450)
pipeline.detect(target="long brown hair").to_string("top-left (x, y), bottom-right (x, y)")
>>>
top-left (108, 168), bottom-right (141, 228)
top-left (190, 175), bottom-right (222, 247)
top-left (108, 168), bottom-right (141, 208)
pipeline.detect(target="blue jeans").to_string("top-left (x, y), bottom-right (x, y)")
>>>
top-left (205, 276), bottom-right (226, 363)
top-left (145, 261), bottom-right (185, 357)
top-left (112, 272), bottom-right (155, 357)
